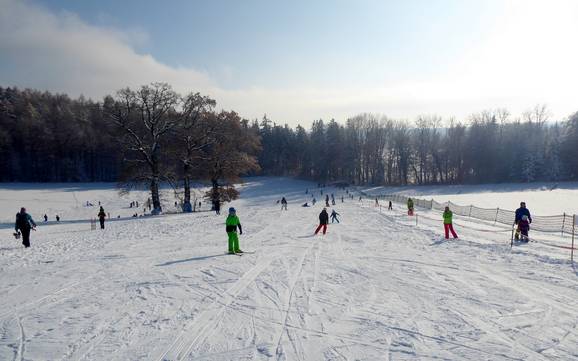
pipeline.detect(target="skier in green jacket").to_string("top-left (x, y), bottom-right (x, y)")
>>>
top-left (226, 207), bottom-right (243, 254)
top-left (407, 198), bottom-right (414, 215)
top-left (443, 206), bottom-right (458, 239)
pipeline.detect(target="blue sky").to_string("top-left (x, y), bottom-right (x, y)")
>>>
top-left (1, 0), bottom-right (577, 125)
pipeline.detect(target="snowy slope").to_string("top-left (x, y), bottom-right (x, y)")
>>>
top-left (360, 182), bottom-right (578, 216)
top-left (1, 178), bottom-right (578, 360)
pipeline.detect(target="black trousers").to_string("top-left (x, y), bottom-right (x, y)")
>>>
top-left (21, 228), bottom-right (31, 248)
top-left (99, 218), bottom-right (105, 229)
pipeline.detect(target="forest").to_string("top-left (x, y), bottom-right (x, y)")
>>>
top-left (1, 85), bottom-right (578, 192)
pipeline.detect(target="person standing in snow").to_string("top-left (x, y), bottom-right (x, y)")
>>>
top-left (388, 201), bottom-right (393, 211)
top-left (325, 194), bottom-right (330, 207)
top-left (314, 208), bottom-right (329, 235)
top-left (44, 214), bottom-right (48, 222)
top-left (330, 209), bottom-right (340, 223)
top-left (15, 207), bottom-right (36, 248)
top-left (97, 206), bottom-right (106, 230)
top-left (407, 198), bottom-right (414, 216)
top-left (226, 207), bottom-right (243, 254)
top-left (375, 197), bottom-right (379, 207)
top-left (214, 199), bottom-right (221, 215)
top-left (514, 202), bottom-right (532, 240)
top-left (281, 197), bottom-right (288, 210)
top-left (517, 215), bottom-right (531, 242)
top-left (443, 206), bottom-right (458, 239)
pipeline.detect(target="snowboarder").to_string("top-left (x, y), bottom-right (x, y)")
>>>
top-left (443, 206), bottom-right (458, 239)
top-left (97, 206), bottom-right (106, 230)
top-left (281, 197), bottom-right (288, 210)
top-left (302, 202), bottom-right (310, 207)
top-left (407, 198), bottom-right (414, 216)
top-left (388, 201), bottom-right (393, 210)
top-left (15, 207), bottom-right (36, 248)
top-left (314, 208), bottom-right (329, 235)
top-left (517, 215), bottom-right (531, 242)
top-left (226, 207), bottom-right (243, 254)
top-left (514, 202), bottom-right (532, 240)
top-left (330, 209), bottom-right (340, 223)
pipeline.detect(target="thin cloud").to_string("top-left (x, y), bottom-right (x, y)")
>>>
top-left (0, 0), bottom-right (577, 125)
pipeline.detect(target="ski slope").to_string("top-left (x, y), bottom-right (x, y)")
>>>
top-left (1, 178), bottom-right (578, 360)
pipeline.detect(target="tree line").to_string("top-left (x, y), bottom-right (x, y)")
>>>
top-left (2, 84), bottom-right (578, 209)
top-left (0, 84), bottom-right (260, 212)
top-left (258, 107), bottom-right (578, 185)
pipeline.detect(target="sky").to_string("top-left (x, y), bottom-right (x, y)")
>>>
top-left (1, 0), bottom-right (577, 126)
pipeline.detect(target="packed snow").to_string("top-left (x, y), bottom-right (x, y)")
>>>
top-left (1, 178), bottom-right (578, 360)
top-left (359, 182), bottom-right (578, 216)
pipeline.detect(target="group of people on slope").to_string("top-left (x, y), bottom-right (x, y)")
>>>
top-left (403, 198), bottom-right (532, 241)
top-left (13, 205), bottom-right (109, 248)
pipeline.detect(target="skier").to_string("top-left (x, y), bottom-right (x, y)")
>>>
top-left (325, 194), bottom-right (330, 207)
top-left (375, 197), bottom-right (379, 207)
top-left (44, 214), bottom-right (48, 222)
top-left (514, 202), bottom-right (532, 240)
top-left (312, 197), bottom-right (316, 205)
top-left (443, 206), bottom-right (458, 239)
top-left (56, 215), bottom-right (60, 222)
top-left (214, 199), bottom-right (221, 215)
top-left (330, 209), bottom-right (340, 223)
top-left (314, 208), bottom-right (329, 235)
top-left (281, 197), bottom-right (288, 210)
top-left (97, 206), bottom-right (106, 230)
top-left (341, 195), bottom-right (344, 203)
top-left (517, 215), bottom-right (531, 242)
top-left (15, 207), bottom-right (36, 248)
top-left (331, 194), bottom-right (336, 205)
top-left (407, 198), bottom-right (414, 216)
top-left (226, 207), bottom-right (243, 254)
top-left (388, 201), bottom-right (393, 211)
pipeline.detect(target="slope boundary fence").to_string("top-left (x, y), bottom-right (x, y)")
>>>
top-left (360, 191), bottom-right (577, 260)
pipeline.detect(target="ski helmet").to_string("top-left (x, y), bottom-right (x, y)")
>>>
top-left (229, 207), bottom-right (236, 214)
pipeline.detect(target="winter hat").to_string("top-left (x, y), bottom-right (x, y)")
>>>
top-left (229, 207), bottom-right (236, 214)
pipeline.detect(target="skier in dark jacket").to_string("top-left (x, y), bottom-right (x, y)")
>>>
top-left (325, 194), bottom-right (330, 207)
top-left (213, 199), bottom-right (221, 215)
top-left (98, 206), bottom-right (106, 229)
top-left (15, 207), bottom-right (36, 248)
top-left (314, 208), bottom-right (329, 235)
top-left (330, 210), bottom-right (340, 223)
top-left (514, 202), bottom-right (532, 240)
top-left (281, 197), bottom-right (288, 210)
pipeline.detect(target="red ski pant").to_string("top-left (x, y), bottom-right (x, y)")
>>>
top-left (444, 223), bottom-right (458, 239)
top-left (314, 224), bottom-right (327, 235)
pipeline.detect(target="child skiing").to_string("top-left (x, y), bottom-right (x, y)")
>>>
top-left (330, 209), bottom-right (340, 223)
top-left (517, 215), bottom-right (530, 242)
top-left (314, 208), bottom-right (329, 235)
top-left (514, 202), bottom-right (532, 240)
top-left (443, 206), bottom-right (458, 239)
top-left (226, 207), bottom-right (243, 254)
top-left (407, 198), bottom-right (414, 216)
